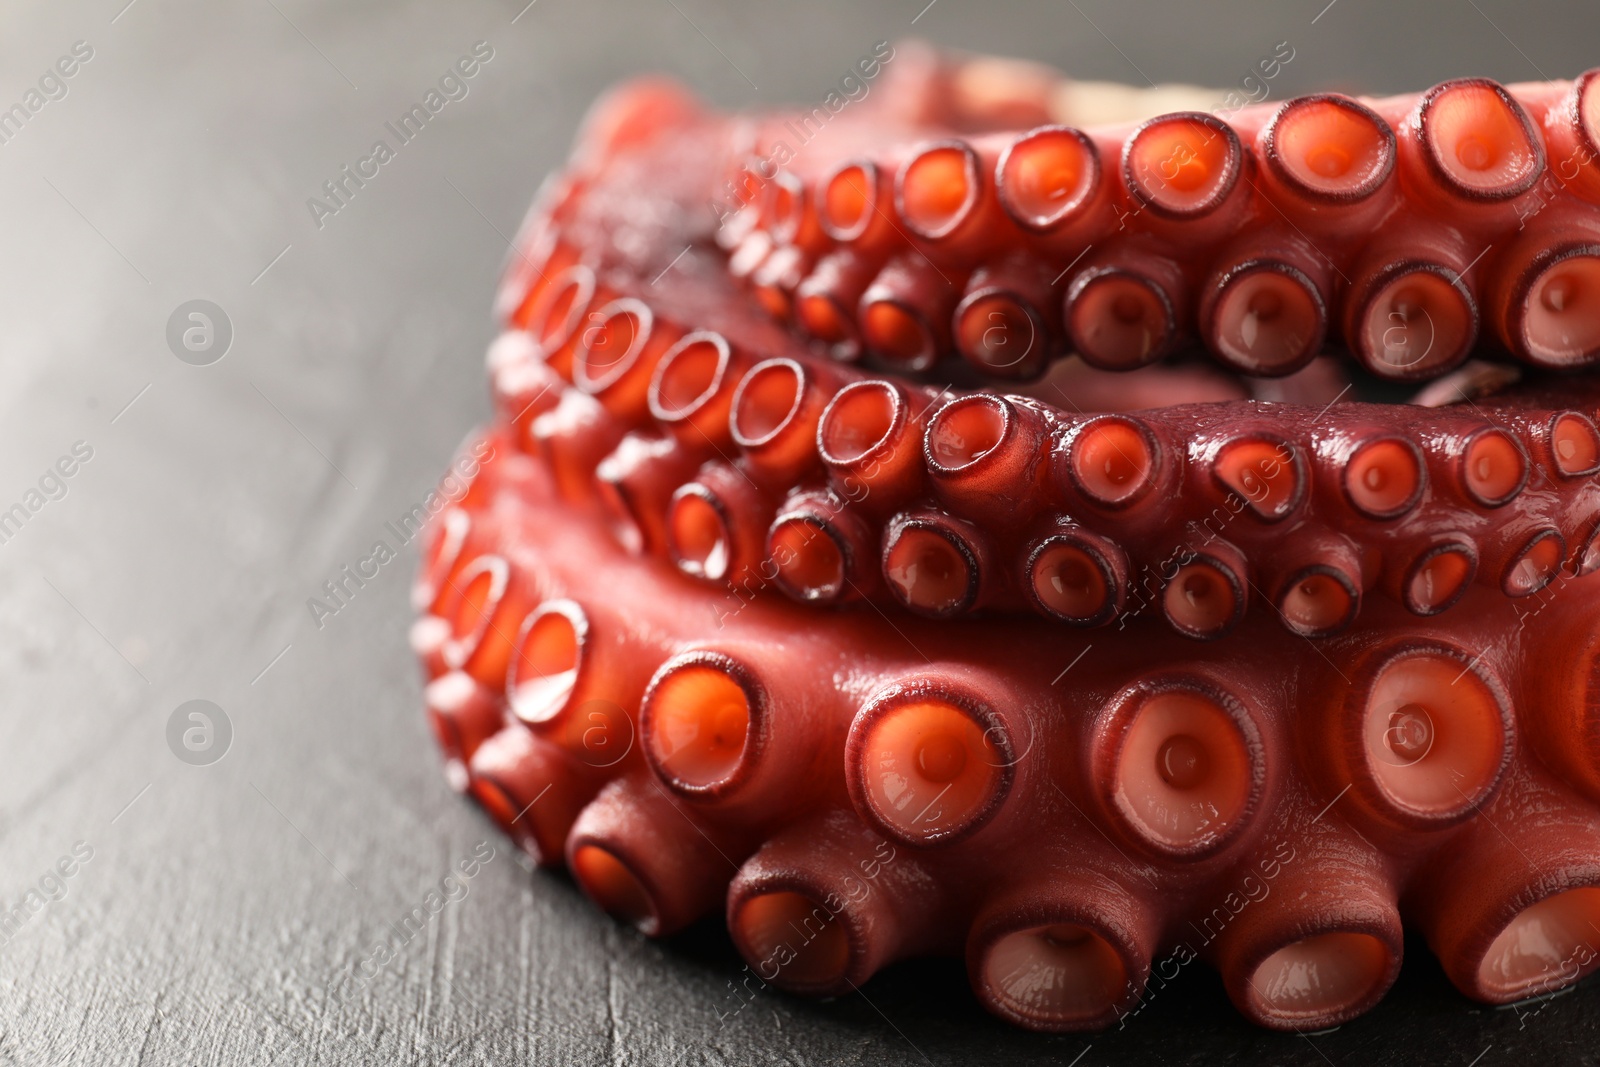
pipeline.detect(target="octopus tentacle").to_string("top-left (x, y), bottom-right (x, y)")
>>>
top-left (414, 49), bottom-right (1600, 1035)
top-left (507, 304), bottom-right (1600, 634)
top-left (418, 432), bottom-right (1600, 1031)
top-left (722, 68), bottom-right (1600, 380)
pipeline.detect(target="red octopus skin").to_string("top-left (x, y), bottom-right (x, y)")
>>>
top-left (417, 46), bottom-right (1600, 1033)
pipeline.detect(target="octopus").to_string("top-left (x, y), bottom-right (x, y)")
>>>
top-left (410, 43), bottom-right (1600, 1032)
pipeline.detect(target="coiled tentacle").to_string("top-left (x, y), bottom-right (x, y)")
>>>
top-left (415, 51), bottom-right (1600, 1037)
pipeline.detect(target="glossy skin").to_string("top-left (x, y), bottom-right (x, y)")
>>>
top-left (722, 64), bottom-right (1600, 382)
top-left (415, 50), bottom-right (1600, 1033)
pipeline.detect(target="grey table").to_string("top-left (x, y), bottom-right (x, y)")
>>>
top-left (4, 0), bottom-right (1599, 1063)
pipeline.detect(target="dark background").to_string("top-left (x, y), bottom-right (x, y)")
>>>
top-left (3, 0), bottom-right (1598, 1063)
